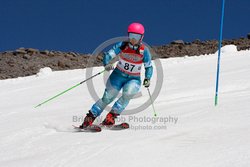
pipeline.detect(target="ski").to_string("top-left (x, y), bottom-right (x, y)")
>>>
top-left (72, 125), bottom-right (102, 132)
top-left (72, 122), bottom-right (129, 132)
top-left (100, 122), bottom-right (130, 130)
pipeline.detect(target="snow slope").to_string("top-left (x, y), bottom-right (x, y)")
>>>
top-left (0, 45), bottom-right (250, 167)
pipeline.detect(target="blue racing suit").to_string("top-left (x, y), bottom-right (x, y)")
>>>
top-left (90, 42), bottom-right (153, 117)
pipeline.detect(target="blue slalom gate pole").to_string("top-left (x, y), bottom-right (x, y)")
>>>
top-left (215, 0), bottom-right (226, 106)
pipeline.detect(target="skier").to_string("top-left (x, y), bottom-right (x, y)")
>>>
top-left (79, 22), bottom-right (153, 129)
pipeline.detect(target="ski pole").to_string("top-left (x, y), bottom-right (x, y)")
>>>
top-left (34, 69), bottom-right (106, 108)
top-left (146, 87), bottom-right (157, 117)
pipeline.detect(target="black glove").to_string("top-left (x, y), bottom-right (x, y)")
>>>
top-left (104, 64), bottom-right (114, 71)
top-left (143, 78), bottom-right (150, 88)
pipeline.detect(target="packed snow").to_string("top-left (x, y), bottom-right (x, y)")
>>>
top-left (0, 45), bottom-right (250, 167)
top-left (36, 67), bottom-right (53, 77)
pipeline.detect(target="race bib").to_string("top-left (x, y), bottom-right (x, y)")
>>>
top-left (117, 58), bottom-right (142, 75)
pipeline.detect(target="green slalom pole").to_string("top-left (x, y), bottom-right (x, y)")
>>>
top-left (146, 87), bottom-right (157, 117)
top-left (34, 69), bottom-right (106, 108)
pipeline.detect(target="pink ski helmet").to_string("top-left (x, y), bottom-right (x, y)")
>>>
top-left (127, 22), bottom-right (145, 35)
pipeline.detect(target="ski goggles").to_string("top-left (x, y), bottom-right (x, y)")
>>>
top-left (128, 33), bottom-right (142, 41)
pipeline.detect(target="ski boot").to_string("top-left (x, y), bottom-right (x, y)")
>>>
top-left (79, 110), bottom-right (96, 129)
top-left (101, 110), bottom-right (119, 126)
top-left (101, 111), bottom-right (129, 129)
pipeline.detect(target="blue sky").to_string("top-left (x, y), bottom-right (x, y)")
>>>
top-left (0, 0), bottom-right (249, 53)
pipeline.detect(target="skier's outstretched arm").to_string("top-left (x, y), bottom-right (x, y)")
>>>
top-left (103, 42), bottom-right (123, 66)
top-left (143, 47), bottom-right (153, 87)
